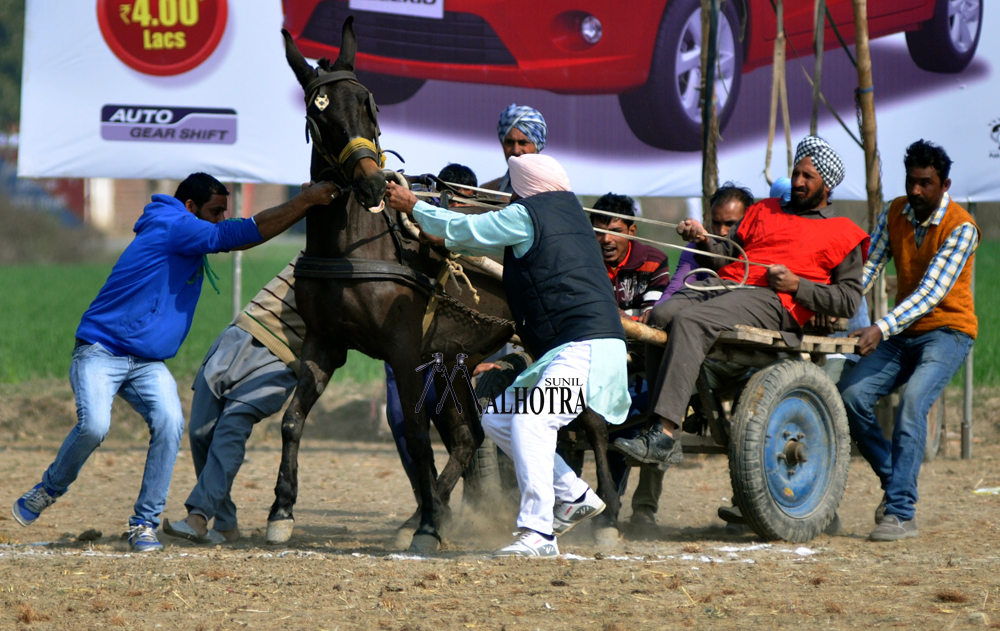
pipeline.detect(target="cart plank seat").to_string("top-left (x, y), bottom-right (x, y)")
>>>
top-left (718, 325), bottom-right (860, 354)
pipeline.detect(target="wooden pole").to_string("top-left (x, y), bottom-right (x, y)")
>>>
top-left (852, 0), bottom-right (881, 232)
top-left (962, 201), bottom-right (976, 459)
top-left (810, 0), bottom-right (826, 135)
top-left (701, 0), bottom-right (720, 220)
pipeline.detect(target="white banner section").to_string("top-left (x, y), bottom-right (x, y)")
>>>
top-left (19, 0), bottom-right (312, 183)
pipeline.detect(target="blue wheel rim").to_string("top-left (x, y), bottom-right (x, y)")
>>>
top-left (763, 387), bottom-right (836, 518)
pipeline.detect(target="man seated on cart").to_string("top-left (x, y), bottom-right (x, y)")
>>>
top-left (612, 136), bottom-right (870, 469)
top-left (840, 140), bottom-right (977, 542)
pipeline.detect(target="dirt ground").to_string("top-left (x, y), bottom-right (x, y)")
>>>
top-left (2, 383), bottom-right (1000, 630)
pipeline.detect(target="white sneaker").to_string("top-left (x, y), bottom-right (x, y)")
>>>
top-left (493, 528), bottom-right (559, 558)
top-left (553, 489), bottom-right (606, 536)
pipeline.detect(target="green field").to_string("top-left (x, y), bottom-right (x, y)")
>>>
top-left (0, 240), bottom-right (383, 386)
top-left (1, 239), bottom-right (997, 386)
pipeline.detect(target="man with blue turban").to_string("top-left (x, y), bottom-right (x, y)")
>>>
top-left (483, 104), bottom-right (548, 193)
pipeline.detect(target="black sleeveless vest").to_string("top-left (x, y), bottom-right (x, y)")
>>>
top-left (503, 191), bottom-right (625, 358)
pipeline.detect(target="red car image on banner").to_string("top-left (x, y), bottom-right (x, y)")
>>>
top-left (283, 0), bottom-right (982, 151)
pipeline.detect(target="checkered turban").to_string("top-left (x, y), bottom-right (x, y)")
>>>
top-left (497, 104), bottom-right (547, 152)
top-left (794, 136), bottom-right (845, 190)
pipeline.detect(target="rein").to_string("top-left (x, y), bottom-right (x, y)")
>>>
top-left (406, 183), bottom-right (764, 293)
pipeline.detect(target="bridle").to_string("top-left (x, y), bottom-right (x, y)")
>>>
top-left (302, 69), bottom-right (395, 189)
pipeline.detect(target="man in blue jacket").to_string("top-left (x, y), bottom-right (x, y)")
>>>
top-left (11, 172), bottom-right (336, 552)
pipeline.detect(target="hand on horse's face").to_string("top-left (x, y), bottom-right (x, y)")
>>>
top-left (385, 181), bottom-right (417, 214)
top-left (298, 181), bottom-right (339, 206)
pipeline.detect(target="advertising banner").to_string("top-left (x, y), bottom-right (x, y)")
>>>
top-left (19, 1), bottom-right (997, 202)
top-left (18, 0), bottom-right (312, 183)
top-left (283, 0), bottom-right (998, 202)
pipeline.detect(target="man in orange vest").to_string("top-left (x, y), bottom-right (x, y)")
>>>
top-left (613, 136), bottom-right (869, 469)
top-left (840, 140), bottom-right (977, 542)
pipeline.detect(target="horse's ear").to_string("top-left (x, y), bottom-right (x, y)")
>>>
top-left (282, 28), bottom-right (317, 90)
top-left (334, 16), bottom-right (357, 71)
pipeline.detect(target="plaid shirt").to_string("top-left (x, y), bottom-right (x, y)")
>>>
top-left (863, 193), bottom-right (979, 338)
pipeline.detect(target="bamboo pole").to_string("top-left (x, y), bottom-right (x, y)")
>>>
top-left (701, 0), bottom-right (720, 219)
top-left (851, 0), bottom-right (881, 232)
top-left (811, 0), bottom-right (826, 135)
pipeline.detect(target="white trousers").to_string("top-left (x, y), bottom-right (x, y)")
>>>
top-left (481, 341), bottom-right (592, 535)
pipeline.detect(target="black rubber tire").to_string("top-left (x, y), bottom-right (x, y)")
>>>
top-left (462, 352), bottom-right (531, 509)
top-left (355, 69), bottom-right (426, 105)
top-left (618, 0), bottom-right (744, 151)
top-left (728, 360), bottom-right (850, 543)
top-left (905, 0), bottom-right (982, 73)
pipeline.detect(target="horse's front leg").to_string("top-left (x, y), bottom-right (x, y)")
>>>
top-left (433, 380), bottom-right (483, 508)
top-left (393, 363), bottom-right (447, 553)
top-left (578, 407), bottom-right (622, 545)
top-left (266, 338), bottom-right (346, 543)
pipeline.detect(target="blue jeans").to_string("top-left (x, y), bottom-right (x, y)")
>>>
top-left (839, 328), bottom-right (973, 521)
top-left (42, 341), bottom-right (185, 527)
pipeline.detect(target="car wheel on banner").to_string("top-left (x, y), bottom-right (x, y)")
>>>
top-left (354, 69), bottom-right (426, 106)
top-left (618, 0), bottom-right (743, 152)
top-left (97, 0), bottom-right (228, 76)
top-left (906, 0), bottom-right (982, 74)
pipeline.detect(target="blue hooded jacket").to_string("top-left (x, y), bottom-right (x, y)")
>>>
top-left (76, 194), bottom-right (263, 360)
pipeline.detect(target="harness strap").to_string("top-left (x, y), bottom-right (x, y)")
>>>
top-left (304, 70), bottom-right (359, 97)
top-left (293, 257), bottom-right (434, 296)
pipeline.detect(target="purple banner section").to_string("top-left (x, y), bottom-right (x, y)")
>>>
top-left (101, 116), bottom-right (237, 144)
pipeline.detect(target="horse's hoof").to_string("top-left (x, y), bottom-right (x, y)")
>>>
top-left (266, 519), bottom-right (294, 544)
top-left (407, 533), bottom-right (440, 554)
top-left (593, 526), bottom-right (621, 550)
top-left (394, 527), bottom-right (417, 550)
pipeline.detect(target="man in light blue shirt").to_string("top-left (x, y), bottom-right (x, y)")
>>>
top-left (386, 154), bottom-right (630, 558)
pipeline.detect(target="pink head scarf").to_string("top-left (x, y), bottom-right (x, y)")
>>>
top-left (508, 154), bottom-right (572, 198)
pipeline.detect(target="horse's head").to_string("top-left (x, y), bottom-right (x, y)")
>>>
top-left (283, 18), bottom-right (387, 210)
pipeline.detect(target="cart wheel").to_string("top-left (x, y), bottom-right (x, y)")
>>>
top-left (728, 360), bottom-right (850, 543)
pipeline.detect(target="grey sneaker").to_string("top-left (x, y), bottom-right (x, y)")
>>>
top-left (869, 514), bottom-right (918, 541)
top-left (493, 529), bottom-right (559, 558)
top-left (553, 489), bottom-right (606, 536)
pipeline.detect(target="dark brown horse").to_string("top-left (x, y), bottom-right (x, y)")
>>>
top-left (270, 17), bottom-right (624, 552)
top-left (269, 18), bottom-right (516, 552)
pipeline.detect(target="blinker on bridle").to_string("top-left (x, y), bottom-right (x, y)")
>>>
top-left (303, 69), bottom-right (389, 188)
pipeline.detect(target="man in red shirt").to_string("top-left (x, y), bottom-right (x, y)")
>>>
top-left (613, 137), bottom-right (869, 467)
